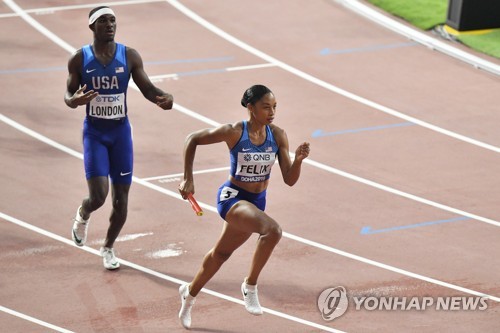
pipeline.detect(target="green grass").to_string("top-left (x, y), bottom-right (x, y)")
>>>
top-left (367, 0), bottom-right (500, 59)
top-left (458, 30), bottom-right (500, 59)
top-left (367, 0), bottom-right (447, 30)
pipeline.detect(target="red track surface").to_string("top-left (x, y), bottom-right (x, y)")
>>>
top-left (1, 1), bottom-right (499, 332)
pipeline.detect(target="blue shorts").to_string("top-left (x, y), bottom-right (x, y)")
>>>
top-left (82, 117), bottom-right (133, 184)
top-left (216, 181), bottom-right (266, 220)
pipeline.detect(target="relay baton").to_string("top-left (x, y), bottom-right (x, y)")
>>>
top-left (187, 193), bottom-right (203, 216)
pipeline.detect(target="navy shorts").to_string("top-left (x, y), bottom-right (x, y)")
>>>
top-left (82, 117), bottom-right (133, 184)
top-left (216, 181), bottom-right (266, 220)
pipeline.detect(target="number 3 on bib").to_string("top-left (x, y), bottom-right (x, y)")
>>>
top-left (219, 186), bottom-right (238, 201)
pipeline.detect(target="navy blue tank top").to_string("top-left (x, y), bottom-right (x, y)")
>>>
top-left (229, 121), bottom-right (279, 183)
top-left (81, 43), bottom-right (130, 120)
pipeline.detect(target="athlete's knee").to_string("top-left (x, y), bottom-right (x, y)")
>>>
top-left (112, 196), bottom-right (128, 211)
top-left (270, 224), bottom-right (282, 242)
top-left (113, 184), bottom-right (130, 202)
top-left (111, 187), bottom-right (129, 214)
top-left (263, 220), bottom-right (282, 244)
top-left (87, 177), bottom-right (109, 209)
top-left (88, 193), bottom-right (106, 210)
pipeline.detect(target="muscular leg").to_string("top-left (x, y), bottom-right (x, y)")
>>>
top-left (189, 222), bottom-right (252, 296)
top-left (79, 176), bottom-right (109, 220)
top-left (103, 183), bottom-right (130, 248)
top-left (188, 200), bottom-right (281, 296)
top-left (225, 201), bottom-right (282, 286)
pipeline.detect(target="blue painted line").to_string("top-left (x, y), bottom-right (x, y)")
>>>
top-left (176, 67), bottom-right (227, 77)
top-left (321, 41), bottom-right (418, 56)
top-left (312, 122), bottom-right (414, 138)
top-left (360, 216), bottom-right (470, 235)
top-left (0, 66), bottom-right (65, 74)
top-left (0, 56), bottom-right (234, 75)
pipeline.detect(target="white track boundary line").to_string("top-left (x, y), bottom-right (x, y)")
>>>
top-left (6, 0), bottom-right (500, 154)
top-left (301, 157), bottom-right (500, 227)
top-left (3, 0), bottom-right (74, 53)
top-left (140, 166), bottom-right (229, 182)
top-left (1, 113), bottom-right (498, 303)
top-left (227, 63), bottom-right (277, 71)
top-left (334, 0), bottom-right (500, 76)
top-left (149, 63), bottom-right (276, 81)
top-left (5, 0), bottom-right (499, 227)
top-left (0, 212), bottom-right (344, 333)
top-left (4, 0), bottom-right (499, 299)
top-left (0, 305), bottom-right (74, 333)
top-left (0, 0), bottom-right (166, 18)
top-left (165, 0), bottom-right (500, 154)
top-left (2, 109), bottom-right (499, 228)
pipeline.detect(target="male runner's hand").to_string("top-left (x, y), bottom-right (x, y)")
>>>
top-left (71, 84), bottom-right (99, 107)
top-left (156, 93), bottom-right (174, 110)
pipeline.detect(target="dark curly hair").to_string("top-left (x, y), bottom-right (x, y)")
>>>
top-left (241, 85), bottom-right (273, 108)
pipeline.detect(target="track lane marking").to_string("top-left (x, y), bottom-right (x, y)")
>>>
top-left (4, 0), bottom-right (499, 227)
top-left (333, 0), bottom-right (500, 76)
top-left (2, 0), bottom-right (499, 317)
top-left (360, 216), bottom-right (470, 235)
top-left (166, 0), bottom-right (500, 154)
top-left (0, 0), bottom-right (166, 18)
top-left (4, 0), bottom-right (500, 154)
top-left (312, 122), bottom-right (415, 138)
top-left (140, 166), bottom-right (229, 182)
top-left (0, 212), bottom-right (344, 333)
top-left (1, 114), bottom-right (499, 303)
top-left (0, 305), bottom-right (74, 333)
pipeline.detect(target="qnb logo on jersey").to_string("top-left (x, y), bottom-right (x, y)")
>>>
top-left (91, 75), bottom-right (119, 90)
top-left (317, 286), bottom-right (349, 321)
top-left (89, 93), bottom-right (125, 119)
top-left (236, 152), bottom-right (276, 182)
top-left (243, 153), bottom-right (273, 162)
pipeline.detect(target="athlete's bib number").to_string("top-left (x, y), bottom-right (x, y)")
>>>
top-left (89, 93), bottom-right (126, 119)
top-left (219, 186), bottom-right (238, 202)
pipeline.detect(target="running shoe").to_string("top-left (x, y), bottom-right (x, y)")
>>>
top-left (178, 284), bottom-right (196, 329)
top-left (72, 205), bottom-right (89, 246)
top-left (241, 280), bottom-right (263, 315)
top-left (100, 247), bottom-right (120, 270)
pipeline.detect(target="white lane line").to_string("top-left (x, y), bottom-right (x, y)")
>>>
top-left (4, 0), bottom-right (499, 300)
top-left (148, 63), bottom-right (276, 82)
top-left (145, 155), bottom-right (500, 228)
top-left (0, 212), bottom-right (345, 333)
top-left (3, 109), bottom-right (499, 229)
top-left (226, 63), bottom-right (277, 71)
top-left (149, 73), bottom-right (178, 81)
top-left (334, 0), bottom-right (500, 76)
top-left (1, 113), bottom-right (498, 303)
top-left (301, 157), bottom-right (500, 227)
top-left (165, 0), bottom-right (500, 154)
top-left (6, 0), bottom-right (498, 228)
top-left (4, 0), bottom-right (75, 53)
top-left (140, 166), bottom-right (229, 182)
top-left (1, 305), bottom-right (74, 332)
top-left (0, 0), bottom-right (166, 18)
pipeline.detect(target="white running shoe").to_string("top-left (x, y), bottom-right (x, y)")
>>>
top-left (178, 284), bottom-right (196, 329)
top-left (72, 205), bottom-right (89, 247)
top-left (100, 247), bottom-right (120, 270)
top-left (241, 280), bottom-right (263, 315)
